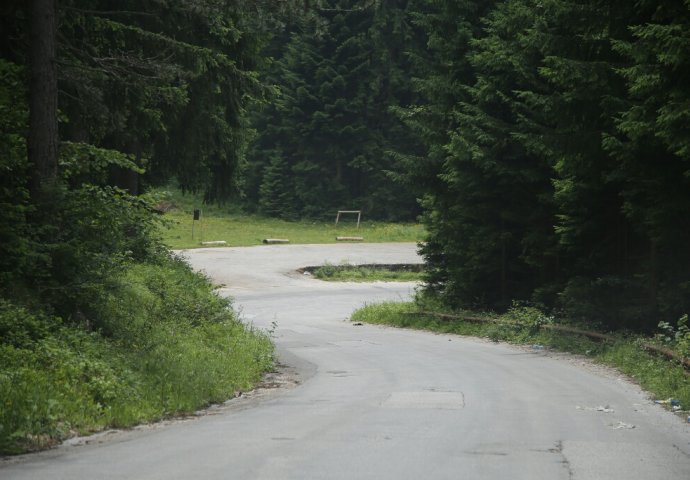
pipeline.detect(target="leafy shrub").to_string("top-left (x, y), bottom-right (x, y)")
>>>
top-left (22, 183), bottom-right (168, 322)
top-left (0, 302), bottom-right (125, 453)
top-left (657, 314), bottom-right (690, 358)
top-left (505, 302), bottom-right (554, 332)
top-left (0, 64), bottom-right (273, 454)
top-left (314, 262), bottom-right (339, 279)
top-left (94, 255), bottom-right (229, 338)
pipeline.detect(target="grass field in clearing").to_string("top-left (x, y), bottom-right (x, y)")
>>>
top-left (155, 189), bottom-right (425, 249)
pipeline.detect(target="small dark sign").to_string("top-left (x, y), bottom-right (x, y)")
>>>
top-left (193, 209), bottom-right (200, 220)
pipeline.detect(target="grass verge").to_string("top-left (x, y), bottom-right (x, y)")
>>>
top-left (308, 263), bottom-right (424, 282)
top-left (351, 301), bottom-right (690, 413)
top-left (0, 256), bottom-right (274, 455)
top-left (153, 188), bottom-right (425, 248)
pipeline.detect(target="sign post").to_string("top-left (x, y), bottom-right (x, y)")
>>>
top-left (192, 209), bottom-right (201, 240)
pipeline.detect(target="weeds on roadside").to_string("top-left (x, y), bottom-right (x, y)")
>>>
top-left (656, 314), bottom-right (690, 358)
top-left (0, 256), bottom-right (274, 455)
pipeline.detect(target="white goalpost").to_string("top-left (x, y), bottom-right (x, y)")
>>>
top-left (334, 210), bottom-right (362, 229)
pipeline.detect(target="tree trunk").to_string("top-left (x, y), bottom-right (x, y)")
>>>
top-left (28, 0), bottom-right (58, 197)
top-left (500, 220), bottom-right (507, 307)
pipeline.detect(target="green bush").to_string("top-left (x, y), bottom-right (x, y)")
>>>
top-left (558, 276), bottom-right (657, 331)
top-left (24, 183), bottom-right (168, 321)
top-left (314, 262), bottom-right (339, 279)
top-left (657, 314), bottom-right (690, 359)
top-left (0, 302), bottom-right (124, 453)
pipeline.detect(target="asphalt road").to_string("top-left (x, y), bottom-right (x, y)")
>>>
top-left (2, 243), bottom-right (689, 479)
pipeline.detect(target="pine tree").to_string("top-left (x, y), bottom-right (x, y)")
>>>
top-left (407, 0), bottom-right (548, 309)
top-left (258, 153), bottom-right (297, 218)
top-left (399, 0), bottom-right (484, 297)
top-left (511, 0), bottom-right (657, 328)
top-left (603, 0), bottom-right (690, 323)
top-left (247, 0), bottom-right (423, 219)
top-left (444, 0), bottom-right (559, 308)
top-left (53, 0), bottom-right (271, 200)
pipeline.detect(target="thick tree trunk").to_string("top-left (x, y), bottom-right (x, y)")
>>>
top-left (28, 0), bottom-right (58, 197)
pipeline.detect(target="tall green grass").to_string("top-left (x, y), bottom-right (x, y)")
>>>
top-left (0, 256), bottom-right (273, 454)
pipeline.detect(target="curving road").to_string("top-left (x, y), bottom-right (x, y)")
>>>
top-left (2, 243), bottom-right (689, 479)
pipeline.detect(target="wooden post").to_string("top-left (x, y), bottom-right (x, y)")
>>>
top-left (192, 209), bottom-right (201, 240)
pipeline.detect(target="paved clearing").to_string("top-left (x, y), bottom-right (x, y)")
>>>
top-left (2, 243), bottom-right (689, 479)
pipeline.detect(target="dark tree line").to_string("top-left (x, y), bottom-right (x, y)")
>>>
top-left (0, 0), bottom-right (299, 317)
top-left (245, 0), bottom-right (425, 220)
top-left (408, 0), bottom-right (690, 331)
top-left (240, 0), bottom-right (690, 330)
top-left (2, 0), bottom-right (689, 331)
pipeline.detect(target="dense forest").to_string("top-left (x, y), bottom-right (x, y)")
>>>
top-left (246, 0), bottom-right (690, 331)
top-left (406, 0), bottom-right (690, 331)
top-left (245, 1), bottom-right (425, 219)
top-left (1, 0), bottom-right (291, 342)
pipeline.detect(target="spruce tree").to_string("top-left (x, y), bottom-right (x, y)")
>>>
top-left (407, 0), bottom-right (550, 309)
top-left (247, 0), bottom-right (422, 219)
top-left (258, 153), bottom-right (297, 218)
top-left (399, 0), bottom-right (481, 298)
top-left (603, 0), bottom-right (690, 323)
top-left (513, 0), bottom-right (656, 328)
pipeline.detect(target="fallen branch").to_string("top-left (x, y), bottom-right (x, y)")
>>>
top-left (336, 236), bottom-right (363, 242)
top-left (541, 324), bottom-right (612, 342)
top-left (640, 342), bottom-right (690, 369)
top-left (263, 238), bottom-right (289, 244)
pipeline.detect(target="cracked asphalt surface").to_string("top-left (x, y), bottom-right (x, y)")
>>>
top-left (2, 243), bottom-right (689, 479)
